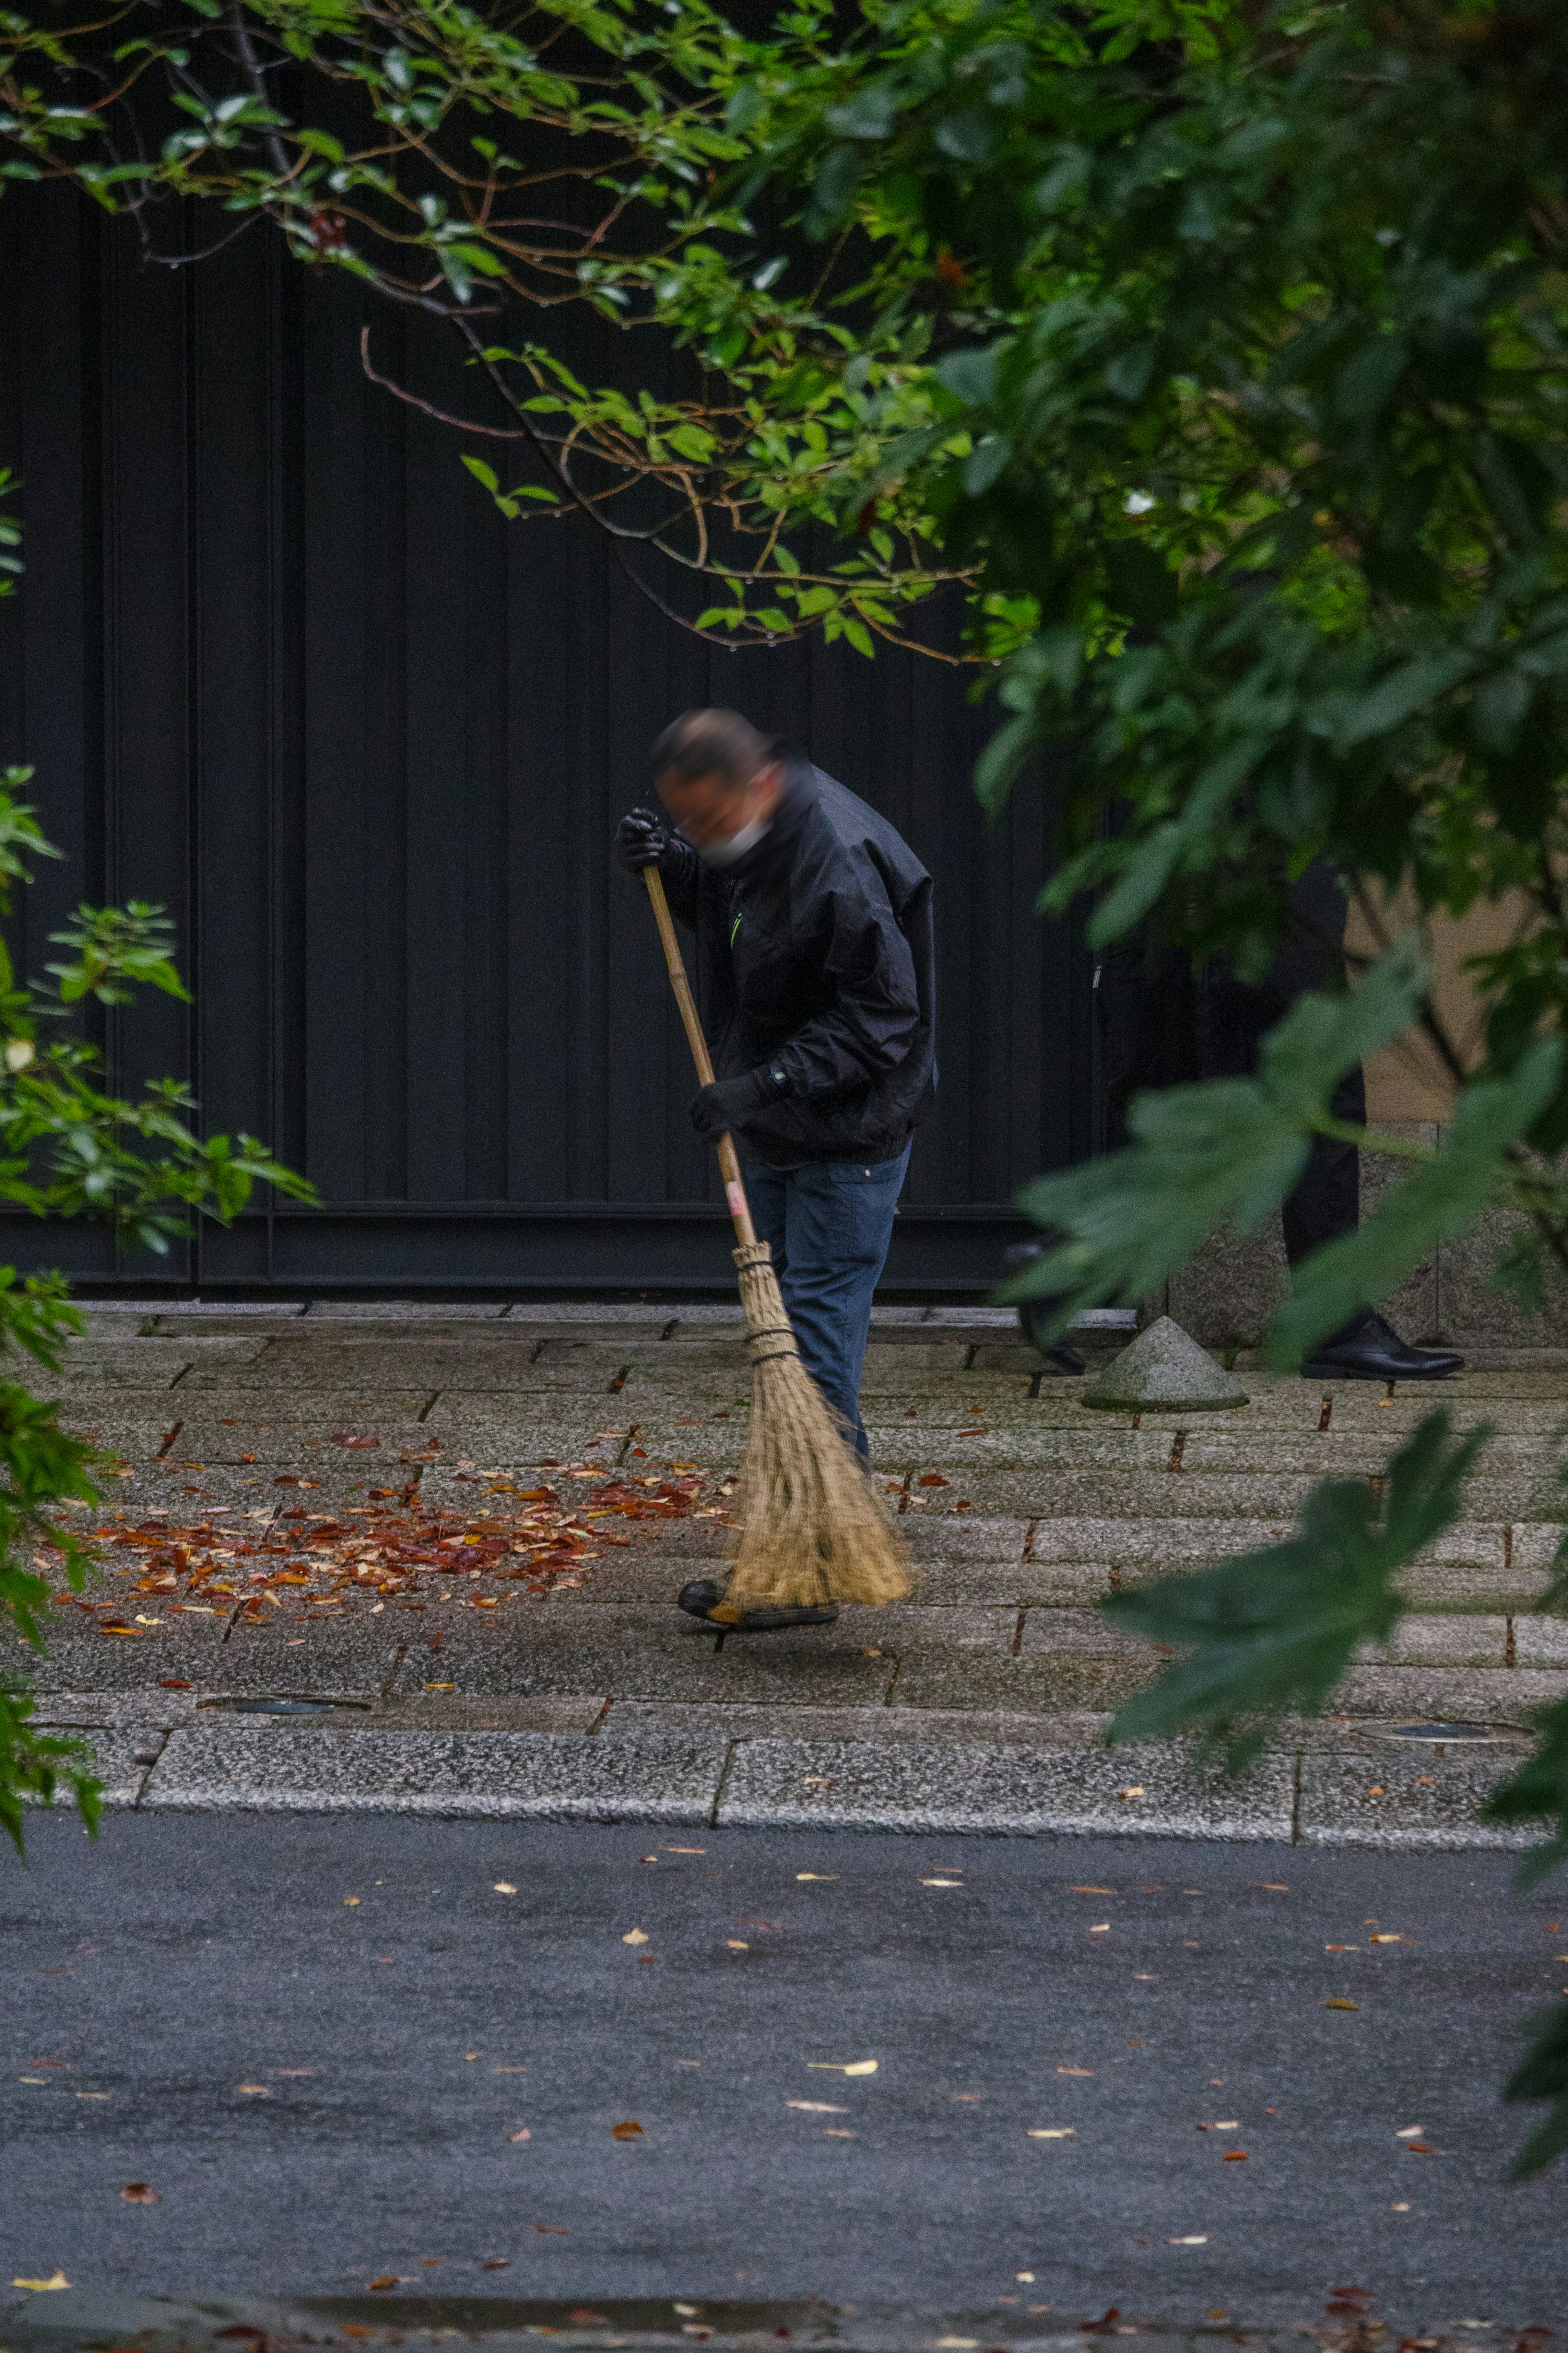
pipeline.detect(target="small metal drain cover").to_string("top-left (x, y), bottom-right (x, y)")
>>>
top-left (1375, 1720), bottom-right (1520, 1744)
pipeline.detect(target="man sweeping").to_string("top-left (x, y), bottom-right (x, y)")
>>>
top-left (617, 707), bottom-right (935, 1630)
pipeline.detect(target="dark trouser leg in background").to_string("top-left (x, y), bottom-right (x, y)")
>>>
top-left (1282, 1064), bottom-right (1364, 1267)
top-left (744, 1147), bottom-right (911, 1459)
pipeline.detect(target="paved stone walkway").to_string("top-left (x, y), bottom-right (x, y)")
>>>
top-left (16, 1303), bottom-right (1568, 1844)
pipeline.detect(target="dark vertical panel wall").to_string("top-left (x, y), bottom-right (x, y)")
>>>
top-left (0, 187), bottom-right (1096, 1295)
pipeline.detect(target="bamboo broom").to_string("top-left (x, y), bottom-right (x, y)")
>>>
top-left (642, 867), bottom-right (909, 1611)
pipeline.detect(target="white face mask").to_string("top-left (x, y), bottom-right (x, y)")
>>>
top-left (691, 812), bottom-right (771, 868)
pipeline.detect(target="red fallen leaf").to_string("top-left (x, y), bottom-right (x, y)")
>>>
top-left (532, 2224), bottom-right (568, 2235)
top-left (121, 2181), bottom-right (160, 2203)
top-left (331, 1434), bottom-right (380, 1449)
top-left (1405, 2141), bottom-right (1434, 2154)
top-left (159, 1678), bottom-right (193, 1690)
top-left (367, 2275), bottom-right (399, 2292)
top-left (918, 1474), bottom-right (949, 1488)
top-left (1222, 2150), bottom-right (1248, 2161)
top-left (481, 2259), bottom-right (511, 2271)
top-left (610, 2120), bottom-right (644, 2141)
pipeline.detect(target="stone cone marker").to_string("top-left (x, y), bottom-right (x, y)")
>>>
top-left (1080, 1314), bottom-right (1249, 1412)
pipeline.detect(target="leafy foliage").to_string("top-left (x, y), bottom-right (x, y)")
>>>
top-left (1008, 935), bottom-right (1426, 1350)
top-left (0, 0), bottom-right (978, 654)
top-left (1103, 1410), bottom-right (1490, 1766)
top-left (1502, 2000), bottom-right (1568, 2183)
top-left (0, 762), bottom-right (310, 1848)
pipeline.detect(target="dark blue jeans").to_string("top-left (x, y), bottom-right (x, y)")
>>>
top-left (743, 1144), bottom-right (912, 1459)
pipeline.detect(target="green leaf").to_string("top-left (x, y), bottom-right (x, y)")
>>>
top-left (1008, 941), bottom-right (1427, 1339)
top-left (1503, 1999), bottom-right (1568, 2180)
top-left (1482, 1695), bottom-right (1568, 1890)
top-left (1104, 1411), bottom-right (1490, 1767)
top-left (462, 455), bottom-right (501, 494)
top-left (1268, 1039), bottom-right (1565, 1367)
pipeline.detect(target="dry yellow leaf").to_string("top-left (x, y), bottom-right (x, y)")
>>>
top-left (1027, 2128), bottom-right (1075, 2139)
top-left (623, 1928), bottom-right (649, 1946)
top-left (806, 2060), bottom-right (876, 2076)
top-left (11, 2273), bottom-right (71, 2291)
top-left (493, 1882), bottom-right (518, 1895)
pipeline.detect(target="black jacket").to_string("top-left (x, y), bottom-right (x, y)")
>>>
top-left (657, 752), bottom-right (936, 1165)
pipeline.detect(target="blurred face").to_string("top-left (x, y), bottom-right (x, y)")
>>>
top-left (656, 759), bottom-right (783, 854)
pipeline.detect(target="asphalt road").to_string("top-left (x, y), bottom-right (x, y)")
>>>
top-left (2, 1812), bottom-right (1564, 2337)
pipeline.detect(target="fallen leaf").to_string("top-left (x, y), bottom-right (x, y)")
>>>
top-left (1089, 1923), bottom-right (1111, 1934)
top-left (74, 2091), bottom-right (109, 2100)
top-left (1068, 1887), bottom-right (1116, 1895)
top-left (1396, 2125), bottom-right (1424, 2138)
top-left (725, 1940), bottom-right (749, 1951)
top-left (508, 2130), bottom-right (532, 2143)
top-left (121, 2182), bottom-right (160, 2204)
top-left (1027, 2128), bottom-right (1075, 2139)
top-left (1116, 1786), bottom-right (1145, 1800)
top-left (1223, 2150), bottom-right (1248, 2162)
top-left (1167, 2237), bottom-right (1207, 2247)
top-left (493, 1882), bottom-right (518, 1896)
top-left (917, 1474), bottom-right (949, 1488)
top-left (795, 1873), bottom-right (838, 1882)
top-left (1404, 2141), bottom-right (1434, 2154)
top-left (237, 2084), bottom-right (272, 2097)
top-left (11, 2274), bottom-right (71, 2291)
top-left (368, 2277), bottom-right (399, 2292)
top-left (331, 1435), bottom-right (380, 1449)
top-left (343, 1897), bottom-right (360, 1907)
top-left (610, 2120), bottom-right (644, 2141)
top-left (1369, 1933), bottom-right (1407, 1944)
top-left (482, 2260), bottom-right (511, 2271)
top-left (1325, 1999), bottom-right (1360, 2011)
top-left (822, 2128), bottom-right (856, 2139)
top-left (922, 1878), bottom-right (963, 1888)
top-left (1057, 2067), bottom-right (1094, 2077)
top-left (786, 2101), bottom-right (845, 2113)
top-left (623, 1928), bottom-right (649, 1946)
top-left (532, 2225), bottom-right (569, 2235)
top-left (807, 2060), bottom-right (877, 2075)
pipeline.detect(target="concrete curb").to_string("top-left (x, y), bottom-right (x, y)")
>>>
top-left (0, 2288), bottom-right (1329, 2353)
top-left (32, 1716), bottom-right (1539, 1849)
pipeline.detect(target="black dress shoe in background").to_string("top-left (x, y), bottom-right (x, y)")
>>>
top-left (1300, 1310), bottom-right (1464, 1383)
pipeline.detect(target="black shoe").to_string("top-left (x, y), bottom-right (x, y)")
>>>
top-left (677, 1578), bottom-right (840, 1633)
top-left (1300, 1310), bottom-right (1465, 1383)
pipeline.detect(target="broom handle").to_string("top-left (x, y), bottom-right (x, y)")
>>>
top-left (642, 865), bottom-right (758, 1248)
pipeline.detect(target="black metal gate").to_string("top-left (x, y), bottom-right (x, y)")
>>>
top-left (0, 186), bottom-right (1095, 1297)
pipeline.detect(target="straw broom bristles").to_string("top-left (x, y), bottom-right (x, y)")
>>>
top-left (722, 1238), bottom-right (910, 1610)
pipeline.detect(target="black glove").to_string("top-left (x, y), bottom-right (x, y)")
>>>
top-left (689, 1066), bottom-right (782, 1141)
top-left (616, 805), bottom-right (670, 875)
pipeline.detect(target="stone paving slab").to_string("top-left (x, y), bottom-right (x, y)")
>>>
top-left (140, 1720), bottom-right (728, 1819)
top-left (1298, 1749), bottom-right (1532, 1849)
top-left (392, 1608), bottom-right (902, 1706)
top-left (714, 1734), bottom-right (1296, 1839)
